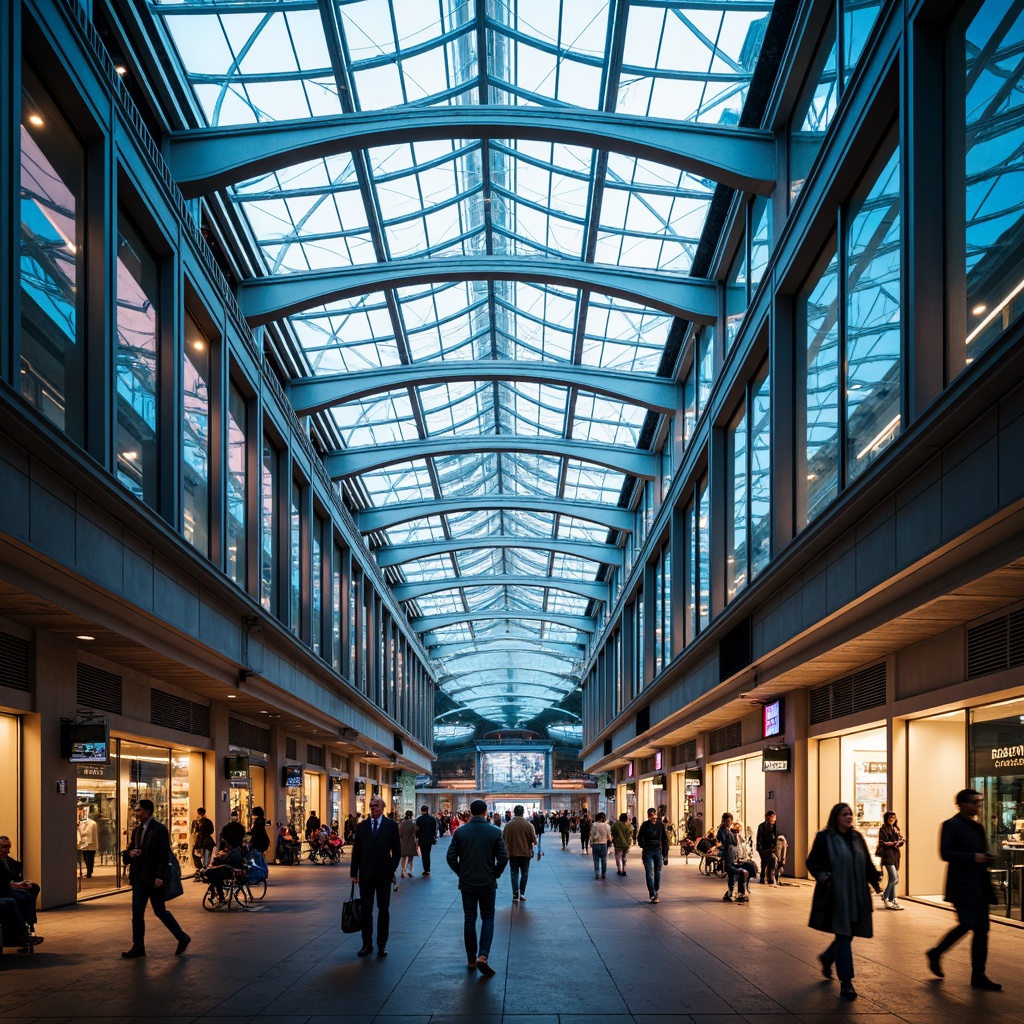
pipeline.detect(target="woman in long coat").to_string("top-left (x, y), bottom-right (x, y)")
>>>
top-left (398, 810), bottom-right (418, 879)
top-left (806, 803), bottom-right (883, 1001)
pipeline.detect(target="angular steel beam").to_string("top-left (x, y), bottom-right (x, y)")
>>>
top-left (168, 106), bottom-right (775, 199)
top-left (290, 361), bottom-right (679, 416)
top-left (411, 611), bottom-right (596, 634)
top-left (325, 435), bottom-right (658, 479)
top-left (426, 639), bottom-right (586, 658)
top-left (374, 537), bottom-right (618, 567)
top-left (393, 574), bottom-right (608, 603)
top-left (357, 496), bottom-right (634, 534)
top-left (240, 256), bottom-right (717, 327)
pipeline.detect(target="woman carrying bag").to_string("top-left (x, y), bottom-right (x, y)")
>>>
top-left (806, 803), bottom-right (883, 1001)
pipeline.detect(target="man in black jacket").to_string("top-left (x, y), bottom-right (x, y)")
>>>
top-left (636, 807), bottom-right (669, 903)
top-left (447, 799), bottom-right (508, 975)
top-left (0, 835), bottom-right (43, 947)
top-left (926, 789), bottom-right (1001, 991)
top-left (350, 796), bottom-right (402, 957)
top-left (122, 799), bottom-right (190, 958)
top-left (415, 805), bottom-right (438, 876)
top-left (756, 811), bottom-right (779, 884)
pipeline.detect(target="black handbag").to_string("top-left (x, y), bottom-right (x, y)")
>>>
top-left (164, 854), bottom-right (184, 901)
top-left (341, 882), bottom-right (362, 934)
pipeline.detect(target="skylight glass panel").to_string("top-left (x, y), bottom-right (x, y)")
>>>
top-left (360, 464), bottom-right (436, 505)
top-left (383, 518), bottom-right (449, 545)
top-left (504, 548), bottom-right (553, 574)
top-left (572, 393), bottom-right (647, 446)
top-left (557, 517), bottom-right (615, 543)
top-left (500, 382), bottom-right (570, 435)
top-left (502, 510), bottom-right (557, 536)
top-left (446, 509), bottom-right (505, 537)
top-left (547, 592), bottom-right (590, 614)
top-left (582, 298), bottom-right (671, 372)
top-left (413, 593), bottom-right (468, 617)
top-left (331, 393), bottom-right (419, 447)
top-left (454, 548), bottom-right (502, 574)
top-left (549, 553), bottom-right (603, 578)
top-left (563, 463), bottom-right (625, 503)
top-left (400, 555), bottom-right (455, 583)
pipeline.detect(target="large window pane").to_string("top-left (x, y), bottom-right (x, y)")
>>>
top-left (726, 402), bottom-right (748, 602)
top-left (183, 313), bottom-right (210, 556)
top-left (964, 0), bottom-right (1024, 365)
top-left (725, 245), bottom-right (747, 350)
top-left (312, 516), bottom-right (323, 656)
top-left (802, 246), bottom-right (840, 523)
top-left (698, 477), bottom-right (710, 630)
top-left (332, 542), bottom-right (342, 673)
top-left (260, 436), bottom-right (276, 611)
top-left (226, 383), bottom-right (247, 589)
top-left (685, 497), bottom-right (696, 645)
top-left (115, 212), bottom-right (159, 506)
top-left (19, 63), bottom-right (84, 441)
top-left (750, 367), bottom-right (771, 578)
top-left (697, 326), bottom-right (714, 413)
top-left (843, 0), bottom-right (884, 84)
top-left (749, 195), bottom-right (771, 294)
top-left (846, 145), bottom-right (901, 482)
top-left (290, 479), bottom-right (302, 636)
top-left (634, 591), bottom-right (644, 697)
top-left (790, 19), bottom-right (838, 206)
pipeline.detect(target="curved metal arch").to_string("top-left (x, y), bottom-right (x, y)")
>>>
top-left (444, 683), bottom-right (575, 702)
top-left (394, 574), bottom-right (608, 604)
top-left (325, 435), bottom-right (657, 480)
top-left (290, 361), bottom-right (679, 417)
top-left (168, 107), bottom-right (775, 199)
top-left (238, 257), bottom-right (717, 328)
top-left (357, 496), bottom-right (634, 534)
top-left (374, 537), bottom-right (619, 568)
top-left (412, 611), bottom-right (596, 634)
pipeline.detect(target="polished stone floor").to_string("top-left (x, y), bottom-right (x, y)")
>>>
top-left (2, 834), bottom-right (1022, 1024)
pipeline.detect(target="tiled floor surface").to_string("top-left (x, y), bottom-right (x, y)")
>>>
top-left (2, 835), bottom-right (1021, 1023)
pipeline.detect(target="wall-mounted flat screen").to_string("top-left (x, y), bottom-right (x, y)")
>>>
top-left (225, 755), bottom-right (249, 781)
top-left (763, 698), bottom-right (784, 738)
top-left (282, 765), bottom-right (303, 788)
top-left (61, 721), bottom-right (109, 763)
top-left (479, 750), bottom-right (546, 791)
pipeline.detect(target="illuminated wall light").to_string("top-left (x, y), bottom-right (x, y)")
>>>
top-left (122, 450), bottom-right (138, 461)
top-left (76, 634), bottom-right (95, 641)
top-left (971, 303), bottom-right (988, 316)
top-left (28, 114), bottom-right (44, 127)
top-left (115, 65), bottom-right (128, 76)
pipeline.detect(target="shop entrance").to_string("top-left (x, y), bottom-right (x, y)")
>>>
top-left (817, 725), bottom-right (887, 853)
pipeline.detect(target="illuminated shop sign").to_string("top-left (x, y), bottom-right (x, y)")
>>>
top-left (763, 699), bottom-right (783, 739)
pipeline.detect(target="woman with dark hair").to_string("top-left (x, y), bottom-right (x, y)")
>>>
top-left (806, 803), bottom-right (883, 1001)
top-left (249, 806), bottom-right (271, 854)
top-left (877, 811), bottom-right (905, 910)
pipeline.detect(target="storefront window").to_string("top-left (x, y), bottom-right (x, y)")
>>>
top-left (76, 757), bottom-right (117, 896)
top-left (0, 715), bottom-right (20, 855)
top-left (816, 726), bottom-right (887, 847)
top-left (183, 312), bottom-right (210, 556)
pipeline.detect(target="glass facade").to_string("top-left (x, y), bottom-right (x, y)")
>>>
top-left (115, 212), bottom-right (159, 506)
top-left (290, 478), bottom-right (302, 636)
top-left (19, 62), bottom-right (84, 442)
top-left (226, 383), bottom-right (247, 589)
top-left (182, 313), bottom-right (210, 556)
top-left (260, 436), bottom-right (276, 611)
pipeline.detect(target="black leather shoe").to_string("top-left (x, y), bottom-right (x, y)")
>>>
top-left (121, 947), bottom-right (146, 959)
top-left (175, 934), bottom-right (191, 955)
top-left (818, 953), bottom-right (833, 979)
top-left (840, 982), bottom-right (857, 1000)
top-left (357, 945), bottom-right (373, 957)
top-left (971, 976), bottom-right (1002, 991)
top-left (925, 949), bottom-right (944, 978)
top-left (377, 947), bottom-right (388, 957)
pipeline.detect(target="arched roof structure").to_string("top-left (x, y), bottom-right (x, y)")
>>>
top-left (153, 0), bottom-right (780, 735)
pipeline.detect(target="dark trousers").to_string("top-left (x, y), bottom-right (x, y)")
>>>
top-left (821, 934), bottom-right (854, 982)
top-left (933, 900), bottom-right (990, 977)
top-left (420, 841), bottom-right (432, 873)
top-left (560, 831), bottom-right (570, 848)
top-left (462, 888), bottom-right (496, 959)
top-left (758, 851), bottom-right (778, 882)
top-left (131, 885), bottom-right (185, 948)
top-left (80, 850), bottom-right (96, 876)
top-left (509, 855), bottom-right (531, 895)
top-left (9, 888), bottom-right (37, 927)
top-left (360, 877), bottom-right (393, 948)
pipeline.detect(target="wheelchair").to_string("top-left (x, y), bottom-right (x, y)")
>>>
top-left (201, 868), bottom-right (250, 911)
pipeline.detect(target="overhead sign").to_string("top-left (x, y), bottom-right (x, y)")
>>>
top-left (763, 698), bottom-right (783, 738)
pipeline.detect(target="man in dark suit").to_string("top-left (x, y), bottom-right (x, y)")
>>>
top-left (926, 789), bottom-right (1001, 990)
top-left (415, 805), bottom-right (438, 876)
top-left (350, 795), bottom-right (402, 957)
top-left (0, 835), bottom-right (43, 947)
top-left (121, 799), bottom-right (190, 959)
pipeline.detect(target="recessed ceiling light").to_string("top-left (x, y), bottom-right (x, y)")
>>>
top-left (971, 304), bottom-right (987, 316)
top-left (227, 694), bottom-right (237, 699)
top-left (77, 634), bottom-right (95, 641)
top-left (115, 65), bottom-right (127, 76)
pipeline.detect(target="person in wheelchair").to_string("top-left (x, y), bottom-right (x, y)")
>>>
top-left (205, 839), bottom-right (244, 900)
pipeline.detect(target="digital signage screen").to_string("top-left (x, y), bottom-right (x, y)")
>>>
top-left (763, 698), bottom-right (784, 738)
top-left (479, 751), bottom-right (546, 791)
top-left (62, 721), bottom-right (110, 764)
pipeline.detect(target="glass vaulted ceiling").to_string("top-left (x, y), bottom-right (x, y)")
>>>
top-left (153, 0), bottom-right (773, 732)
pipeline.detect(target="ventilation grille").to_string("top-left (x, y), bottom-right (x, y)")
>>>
top-left (809, 662), bottom-right (887, 725)
top-left (150, 689), bottom-right (210, 737)
top-left (678, 739), bottom-right (698, 764)
top-left (77, 663), bottom-right (121, 713)
top-left (286, 736), bottom-right (297, 759)
top-left (0, 633), bottom-right (31, 693)
top-left (967, 609), bottom-right (1024, 678)
top-left (709, 722), bottom-right (742, 755)
top-left (228, 717), bottom-right (270, 754)
top-left (307, 744), bottom-right (325, 766)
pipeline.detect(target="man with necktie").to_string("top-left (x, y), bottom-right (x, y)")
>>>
top-left (350, 795), bottom-right (402, 957)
